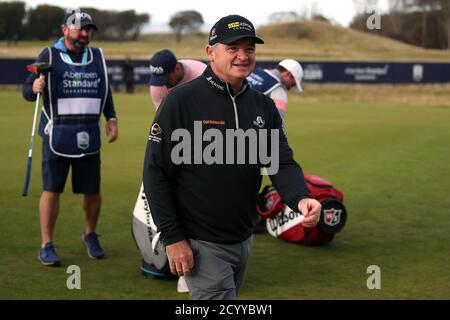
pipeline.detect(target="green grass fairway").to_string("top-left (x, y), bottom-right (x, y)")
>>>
top-left (0, 90), bottom-right (449, 299)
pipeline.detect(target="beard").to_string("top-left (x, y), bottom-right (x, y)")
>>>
top-left (67, 34), bottom-right (90, 51)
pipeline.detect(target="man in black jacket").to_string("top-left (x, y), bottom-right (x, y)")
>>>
top-left (143, 14), bottom-right (321, 300)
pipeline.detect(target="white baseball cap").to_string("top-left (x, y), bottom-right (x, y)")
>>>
top-left (278, 59), bottom-right (304, 93)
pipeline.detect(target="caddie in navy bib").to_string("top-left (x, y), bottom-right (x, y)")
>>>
top-left (247, 68), bottom-right (281, 95)
top-left (43, 42), bottom-right (108, 157)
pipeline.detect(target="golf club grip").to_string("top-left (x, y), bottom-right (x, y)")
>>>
top-left (22, 156), bottom-right (32, 196)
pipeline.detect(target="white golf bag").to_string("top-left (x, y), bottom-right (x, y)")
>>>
top-left (131, 183), bottom-right (175, 279)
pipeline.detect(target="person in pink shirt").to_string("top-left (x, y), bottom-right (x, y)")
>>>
top-left (148, 49), bottom-right (206, 109)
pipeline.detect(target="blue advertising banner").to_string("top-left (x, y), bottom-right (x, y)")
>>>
top-left (299, 62), bottom-right (450, 84)
top-left (2, 58), bottom-right (450, 85)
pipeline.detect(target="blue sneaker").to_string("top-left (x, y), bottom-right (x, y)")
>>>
top-left (81, 232), bottom-right (105, 259)
top-left (38, 242), bottom-right (60, 266)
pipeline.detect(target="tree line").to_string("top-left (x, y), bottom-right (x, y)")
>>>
top-left (0, 2), bottom-right (150, 42)
top-left (351, 0), bottom-right (450, 49)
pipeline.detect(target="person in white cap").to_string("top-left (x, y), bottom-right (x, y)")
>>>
top-left (247, 59), bottom-right (304, 121)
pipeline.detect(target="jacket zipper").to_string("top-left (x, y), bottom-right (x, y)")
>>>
top-left (226, 84), bottom-right (247, 129)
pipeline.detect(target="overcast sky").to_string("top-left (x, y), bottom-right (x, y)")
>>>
top-left (23, 0), bottom-right (390, 30)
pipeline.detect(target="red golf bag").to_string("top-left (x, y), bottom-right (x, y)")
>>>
top-left (256, 174), bottom-right (347, 245)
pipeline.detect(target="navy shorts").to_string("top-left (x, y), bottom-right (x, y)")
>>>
top-left (42, 137), bottom-right (100, 194)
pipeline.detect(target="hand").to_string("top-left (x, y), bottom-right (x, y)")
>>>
top-left (298, 198), bottom-right (322, 228)
top-left (105, 118), bottom-right (119, 143)
top-left (32, 77), bottom-right (46, 94)
top-left (166, 240), bottom-right (195, 276)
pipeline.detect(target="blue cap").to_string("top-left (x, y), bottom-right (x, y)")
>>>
top-left (63, 10), bottom-right (97, 30)
top-left (148, 49), bottom-right (178, 86)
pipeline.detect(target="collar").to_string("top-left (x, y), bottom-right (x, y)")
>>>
top-left (269, 68), bottom-right (287, 90)
top-left (53, 37), bottom-right (89, 64)
top-left (53, 37), bottom-right (69, 53)
top-left (202, 65), bottom-right (249, 96)
top-left (269, 69), bottom-right (281, 80)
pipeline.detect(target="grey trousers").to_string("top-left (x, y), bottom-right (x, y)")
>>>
top-left (185, 236), bottom-right (253, 300)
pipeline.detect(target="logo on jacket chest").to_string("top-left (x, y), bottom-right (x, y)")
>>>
top-left (202, 119), bottom-right (225, 126)
top-left (148, 123), bottom-right (162, 143)
top-left (253, 116), bottom-right (265, 128)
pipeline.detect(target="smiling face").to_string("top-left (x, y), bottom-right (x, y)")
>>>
top-left (206, 37), bottom-right (256, 91)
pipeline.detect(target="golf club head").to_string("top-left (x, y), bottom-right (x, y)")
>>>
top-left (26, 62), bottom-right (52, 75)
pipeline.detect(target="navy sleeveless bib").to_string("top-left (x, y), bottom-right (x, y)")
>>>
top-left (44, 46), bottom-right (108, 157)
top-left (247, 68), bottom-right (281, 95)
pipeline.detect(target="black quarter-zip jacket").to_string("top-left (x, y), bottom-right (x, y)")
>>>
top-left (143, 65), bottom-right (308, 246)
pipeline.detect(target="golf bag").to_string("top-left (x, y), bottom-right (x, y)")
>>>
top-left (131, 183), bottom-right (175, 279)
top-left (257, 174), bottom-right (347, 245)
